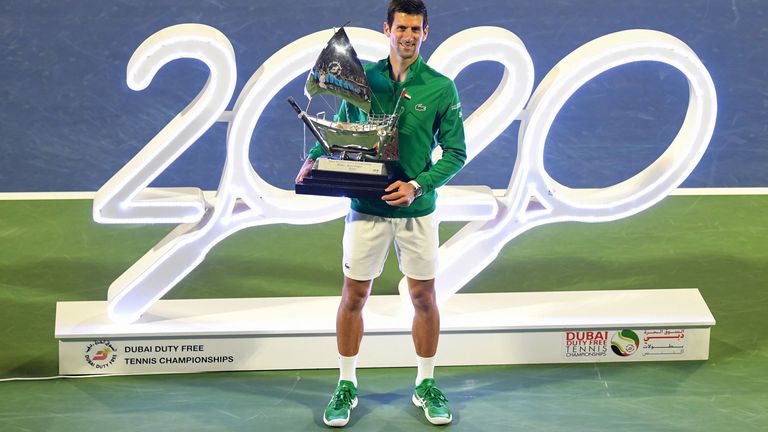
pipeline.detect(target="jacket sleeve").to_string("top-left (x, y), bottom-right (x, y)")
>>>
top-left (414, 82), bottom-right (467, 194)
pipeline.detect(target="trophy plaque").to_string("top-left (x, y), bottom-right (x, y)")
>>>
top-left (288, 27), bottom-right (406, 200)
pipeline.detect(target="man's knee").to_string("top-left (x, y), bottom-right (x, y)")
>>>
top-left (408, 278), bottom-right (437, 312)
top-left (340, 277), bottom-right (373, 311)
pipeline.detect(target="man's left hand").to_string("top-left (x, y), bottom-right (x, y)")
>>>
top-left (382, 181), bottom-right (416, 207)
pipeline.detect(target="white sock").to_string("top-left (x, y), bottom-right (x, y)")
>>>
top-left (338, 354), bottom-right (358, 387)
top-left (415, 355), bottom-right (436, 386)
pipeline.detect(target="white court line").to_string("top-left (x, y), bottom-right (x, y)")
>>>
top-left (1, 188), bottom-right (768, 201)
top-left (0, 191), bottom-right (96, 200)
top-left (668, 187), bottom-right (768, 196)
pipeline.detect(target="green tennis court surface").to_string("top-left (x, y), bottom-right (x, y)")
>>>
top-left (1, 195), bottom-right (766, 430)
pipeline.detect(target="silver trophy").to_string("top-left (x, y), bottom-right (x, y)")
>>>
top-left (288, 27), bottom-right (407, 199)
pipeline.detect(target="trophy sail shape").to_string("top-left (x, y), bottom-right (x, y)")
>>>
top-left (306, 27), bottom-right (372, 113)
top-left (288, 26), bottom-right (404, 199)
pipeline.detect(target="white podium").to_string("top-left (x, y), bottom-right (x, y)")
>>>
top-left (56, 289), bottom-right (715, 375)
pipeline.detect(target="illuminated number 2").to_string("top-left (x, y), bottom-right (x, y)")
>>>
top-left (93, 24), bottom-right (236, 224)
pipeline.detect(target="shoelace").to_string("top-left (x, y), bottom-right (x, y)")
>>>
top-left (421, 385), bottom-right (448, 407)
top-left (331, 386), bottom-right (354, 409)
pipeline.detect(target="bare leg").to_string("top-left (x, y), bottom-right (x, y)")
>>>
top-left (408, 277), bottom-right (439, 357)
top-left (336, 276), bottom-right (374, 356)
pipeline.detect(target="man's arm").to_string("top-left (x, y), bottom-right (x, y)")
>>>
top-left (414, 82), bottom-right (467, 194)
top-left (295, 158), bottom-right (316, 183)
top-left (383, 82), bottom-right (466, 207)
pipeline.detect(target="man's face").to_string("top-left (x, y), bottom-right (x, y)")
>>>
top-left (384, 12), bottom-right (428, 61)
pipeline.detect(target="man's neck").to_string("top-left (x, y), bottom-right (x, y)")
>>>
top-left (389, 54), bottom-right (418, 82)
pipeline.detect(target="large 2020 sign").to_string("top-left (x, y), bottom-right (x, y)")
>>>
top-left (94, 24), bottom-right (716, 324)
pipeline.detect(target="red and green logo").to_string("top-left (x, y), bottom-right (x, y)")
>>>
top-left (84, 340), bottom-right (118, 368)
top-left (610, 330), bottom-right (640, 356)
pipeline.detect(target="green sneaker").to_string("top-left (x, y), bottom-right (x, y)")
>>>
top-left (323, 380), bottom-right (358, 427)
top-left (412, 378), bottom-right (452, 425)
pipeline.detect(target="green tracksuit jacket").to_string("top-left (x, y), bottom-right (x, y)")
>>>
top-left (308, 55), bottom-right (467, 218)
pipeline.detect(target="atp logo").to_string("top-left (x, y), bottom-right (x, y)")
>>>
top-left (93, 24), bottom-right (716, 324)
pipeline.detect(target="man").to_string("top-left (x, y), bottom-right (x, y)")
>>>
top-left (296, 0), bottom-right (466, 427)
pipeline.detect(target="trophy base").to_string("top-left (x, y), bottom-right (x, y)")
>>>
top-left (295, 158), bottom-right (394, 200)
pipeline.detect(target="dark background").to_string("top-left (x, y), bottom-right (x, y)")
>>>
top-left (0, 0), bottom-right (763, 192)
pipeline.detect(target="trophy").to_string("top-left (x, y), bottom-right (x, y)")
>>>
top-left (288, 27), bottom-right (406, 200)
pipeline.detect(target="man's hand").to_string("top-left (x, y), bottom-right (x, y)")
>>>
top-left (382, 180), bottom-right (416, 207)
top-left (295, 158), bottom-right (315, 183)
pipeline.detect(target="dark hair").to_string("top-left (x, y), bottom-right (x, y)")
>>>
top-left (387, 0), bottom-right (429, 28)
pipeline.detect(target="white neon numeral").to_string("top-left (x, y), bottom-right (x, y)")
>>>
top-left (93, 24), bottom-right (236, 224)
top-left (427, 26), bottom-right (534, 166)
top-left (96, 25), bottom-right (716, 324)
top-left (105, 27), bottom-right (387, 323)
top-left (414, 29), bottom-right (717, 305)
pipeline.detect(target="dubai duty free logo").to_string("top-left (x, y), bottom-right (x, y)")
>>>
top-left (84, 340), bottom-right (118, 369)
top-left (610, 330), bottom-right (640, 357)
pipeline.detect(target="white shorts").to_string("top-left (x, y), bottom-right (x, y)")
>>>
top-left (342, 210), bottom-right (439, 281)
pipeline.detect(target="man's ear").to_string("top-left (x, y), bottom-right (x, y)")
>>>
top-left (383, 22), bottom-right (391, 37)
top-left (422, 24), bottom-right (429, 42)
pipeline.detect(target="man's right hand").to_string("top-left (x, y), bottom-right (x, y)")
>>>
top-left (295, 158), bottom-right (315, 183)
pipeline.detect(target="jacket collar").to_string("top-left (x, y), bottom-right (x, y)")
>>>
top-left (377, 55), bottom-right (424, 82)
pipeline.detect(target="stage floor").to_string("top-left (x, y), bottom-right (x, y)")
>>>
top-left (1, 194), bottom-right (767, 431)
